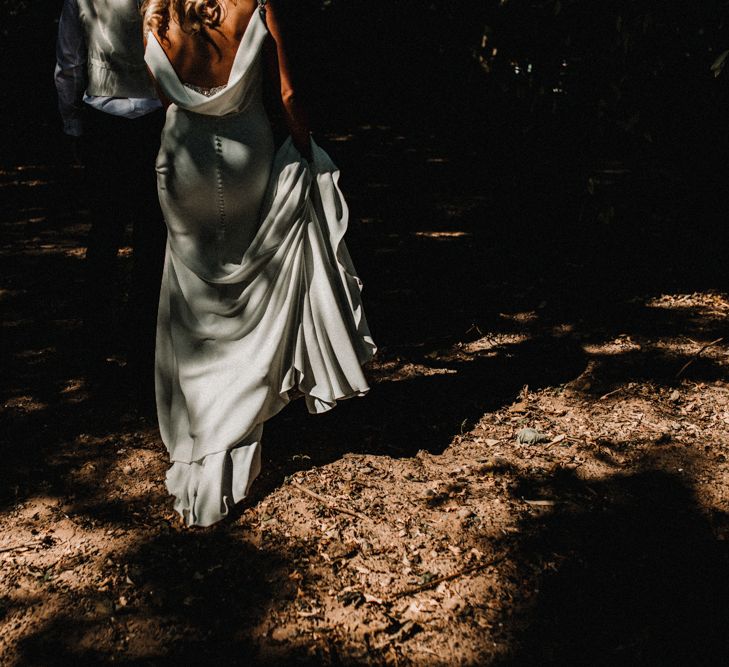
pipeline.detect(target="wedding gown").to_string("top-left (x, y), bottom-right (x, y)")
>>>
top-left (144, 6), bottom-right (376, 527)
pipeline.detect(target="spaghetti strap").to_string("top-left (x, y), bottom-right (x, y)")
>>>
top-left (258, 0), bottom-right (267, 17)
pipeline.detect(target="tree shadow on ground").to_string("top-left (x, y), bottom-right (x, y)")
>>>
top-left (2, 218), bottom-right (727, 517)
top-left (492, 458), bottom-right (729, 666)
top-left (13, 529), bottom-right (306, 666)
top-left (255, 333), bottom-right (587, 498)
top-left (2, 4), bottom-right (729, 664)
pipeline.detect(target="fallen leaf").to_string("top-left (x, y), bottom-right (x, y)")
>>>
top-left (516, 428), bottom-right (551, 445)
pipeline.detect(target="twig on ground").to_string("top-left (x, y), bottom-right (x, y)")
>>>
top-left (676, 337), bottom-right (725, 379)
top-left (389, 556), bottom-right (507, 601)
top-left (681, 336), bottom-right (701, 346)
top-left (599, 387), bottom-right (624, 401)
top-left (637, 418), bottom-right (665, 433)
top-left (291, 481), bottom-right (372, 523)
top-left (0, 540), bottom-right (44, 555)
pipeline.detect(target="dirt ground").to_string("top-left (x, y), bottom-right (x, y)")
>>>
top-left (3, 127), bottom-right (729, 665)
top-left (3, 4), bottom-right (729, 661)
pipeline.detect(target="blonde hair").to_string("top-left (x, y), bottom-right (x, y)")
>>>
top-left (141, 0), bottom-right (226, 40)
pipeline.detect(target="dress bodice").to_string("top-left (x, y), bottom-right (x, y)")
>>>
top-left (144, 9), bottom-right (268, 116)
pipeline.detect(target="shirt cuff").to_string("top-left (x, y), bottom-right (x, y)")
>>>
top-left (63, 118), bottom-right (84, 137)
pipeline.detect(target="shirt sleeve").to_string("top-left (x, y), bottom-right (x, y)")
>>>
top-left (54, 0), bottom-right (87, 137)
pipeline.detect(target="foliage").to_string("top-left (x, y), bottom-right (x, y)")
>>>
top-left (295, 0), bottom-right (729, 155)
top-left (477, 1), bottom-right (729, 142)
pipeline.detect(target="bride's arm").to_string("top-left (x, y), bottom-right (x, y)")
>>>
top-left (263, 1), bottom-right (311, 156)
top-left (142, 31), bottom-right (172, 109)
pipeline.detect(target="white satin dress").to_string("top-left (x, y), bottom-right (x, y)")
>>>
top-left (144, 7), bottom-right (376, 527)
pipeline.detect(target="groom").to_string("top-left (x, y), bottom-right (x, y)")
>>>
top-left (55, 0), bottom-right (165, 405)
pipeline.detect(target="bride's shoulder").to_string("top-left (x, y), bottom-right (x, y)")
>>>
top-left (228, 0), bottom-right (263, 29)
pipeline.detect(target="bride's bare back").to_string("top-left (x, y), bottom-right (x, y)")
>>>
top-left (146, 0), bottom-right (309, 152)
top-left (160, 0), bottom-right (258, 88)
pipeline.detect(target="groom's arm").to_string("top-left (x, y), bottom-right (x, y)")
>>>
top-left (54, 0), bottom-right (87, 137)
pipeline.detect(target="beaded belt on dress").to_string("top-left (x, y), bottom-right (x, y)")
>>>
top-left (183, 82), bottom-right (228, 97)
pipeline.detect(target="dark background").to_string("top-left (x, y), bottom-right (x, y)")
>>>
top-left (3, 0), bottom-right (728, 335)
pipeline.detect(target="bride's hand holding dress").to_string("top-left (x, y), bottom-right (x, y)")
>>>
top-left (143, 0), bottom-right (375, 527)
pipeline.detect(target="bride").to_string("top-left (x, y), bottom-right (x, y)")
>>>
top-left (141, 0), bottom-right (376, 527)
